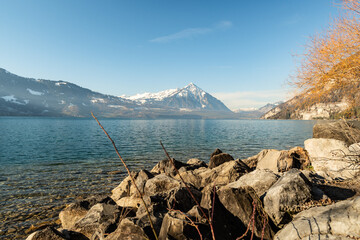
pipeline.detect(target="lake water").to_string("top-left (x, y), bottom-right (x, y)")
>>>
top-left (0, 117), bottom-right (317, 239)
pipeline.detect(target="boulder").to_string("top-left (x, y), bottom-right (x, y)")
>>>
top-left (264, 169), bottom-right (312, 226)
top-left (256, 147), bottom-right (310, 173)
top-left (186, 158), bottom-right (208, 169)
top-left (166, 186), bottom-right (202, 213)
top-left (209, 153), bottom-right (234, 169)
top-left (59, 202), bottom-right (89, 231)
top-left (144, 174), bottom-right (182, 197)
top-left (313, 120), bottom-right (360, 146)
top-left (210, 148), bottom-right (222, 157)
top-left (275, 196), bottom-right (360, 239)
top-left (243, 149), bottom-right (270, 170)
top-left (227, 169), bottom-right (279, 198)
top-left (111, 170), bottom-right (153, 208)
top-left (174, 170), bottom-right (203, 189)
top-left (196, 159), bottom-right (249, 188)
top-left (105, 218), bottom-right (149, 240)
top-left (305, 138), bottom-right (360, 180)
top-left (59, 195), bottom-right (114, 230)
top-left (159, 211), bottom-right (209, 240)
top-left (217, 185), bottom-right (276, 239)
top-left (135, 195), bottom-right (168, 236)
top-left (72, 202), bottom-right (119, 239)
top-left (26, 227), bottom-right (66, 240)
top-left (151, 158), bottom-right (188, 176)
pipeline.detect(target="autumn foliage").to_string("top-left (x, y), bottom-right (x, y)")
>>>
top-left (292, 0), bottom-right (360, 117)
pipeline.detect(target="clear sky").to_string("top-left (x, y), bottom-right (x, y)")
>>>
top-left (0, 0), bottom-right (339, 110)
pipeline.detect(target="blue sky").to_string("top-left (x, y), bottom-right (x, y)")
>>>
top-left (0, 0), bottom-right (339, 109)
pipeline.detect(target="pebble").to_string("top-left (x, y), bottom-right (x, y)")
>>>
top-left (7, 227), bottom-right (17, 233)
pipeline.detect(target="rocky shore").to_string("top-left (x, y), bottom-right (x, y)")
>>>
top-left (25, 121), bottom-right (360, 240)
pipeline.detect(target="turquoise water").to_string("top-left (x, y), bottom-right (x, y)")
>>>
top-left (0, 117), bottom-right (316, 238)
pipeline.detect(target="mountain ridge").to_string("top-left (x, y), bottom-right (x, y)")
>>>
top-left (0, 68), bottom-right (233, 118)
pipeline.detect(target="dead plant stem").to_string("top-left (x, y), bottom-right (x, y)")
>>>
top-left (160, 141), bottom-right (216, 240)
top-left (91, 112), bottom-right (158, 240)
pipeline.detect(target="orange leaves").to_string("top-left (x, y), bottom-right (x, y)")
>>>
top-left (291, 0), bottom-right (360, 111)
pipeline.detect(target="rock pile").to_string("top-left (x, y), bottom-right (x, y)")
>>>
top-left (26, 121), bottom-right (360, 240)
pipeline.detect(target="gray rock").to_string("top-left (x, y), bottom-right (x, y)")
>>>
top-left (210, 148), bottom-right (222, 158)
top-left (305, 138), bottom-right (360, 180)
top-left (59, 202), bottom-right (89, 230)
top-left (166, 186), bottom-right (202, 213)
top-left (256, 147), bottom-right (310, 173)
top-left (196, 159), bottom-right (249, 188)
top-left (264, 169), bottom-right (312, 226)
top-left (217, 185), bottom-right (276, 240)
top-left (151, 158), bottom-right (188, 176)
top-left (72, 203), bottom-right (119, 239)
top-left (186, 158), bottom-right (208, 168)
top-left (111, 170), bottom-right (153, 208)
top-left (174, 169), bottom-right (203, 189)
top-left (209, 153), bottom-right (234, 169)
top-left (59, 195), bottom-right (114, 230)
top-left (159, 211), bottom-right (208, 240)
top-left (105, 218), bottom-right (148, 240)
top-left (227, 169), bottom-right (279, 198)
top-left (313, 120), bottom-right (360, 146)
top-left (26, 227), bottom-right (66, 240)
top-left (243, 149), bottom-right (270, 170)
top-left (275, 196), bottom-right (360, 240)
top-left (144, 174), bottom-right (182, 197)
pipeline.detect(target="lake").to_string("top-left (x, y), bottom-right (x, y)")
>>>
top-left (0, 117), bottom-right (317, 239)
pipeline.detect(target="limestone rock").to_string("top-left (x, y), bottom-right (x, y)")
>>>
top-left (227, 169), bottom-right (279, 198)
top-left (59, 195), bottom-right (114, 230)
top-left (111, 170), bottom-right (153, 208)
top-left (209, 153), bottom-right (234, 169)
top-left (144, 174), bottom-right (182, 197)
top-left (159, 211), bottom-right (209, 240)
top-left (197, 159), bottom-right (249, 188)
top-left (59, 202), bottom-right (89, 231)
top-left (72, 203), bottom-right (119, 239)
top-left (264, 169), bottom-right (312, 226)
top-left (186, 158), bottom-right (208, 168)
top-left (217, 185), bottom-right (276, 239)
top-left (26, 227), bottom-right (66, 240)
top-left (243, 149), bottom-right (271, 170)
top-left (166, 186), bottom-right (202, 213)
top-left (105, 218), bottom-right (148, 240)
top-left (305, 138), bottom-right (360, 180)
top-left (275, 196), bottom-right (360, 239)
top-left (151, 158), bottom-right (188, 176)
top-left (313, 120), bottom-right (360, 146)
top-left (174, 169), bottom-right (203, 189)
top-left (210, 148), bottom-right (222, 158)
top-left (256, 147), bottom-right (310, 173)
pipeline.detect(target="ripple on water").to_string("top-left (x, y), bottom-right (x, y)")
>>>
top-left (0, 118), bottom-right (317, 239)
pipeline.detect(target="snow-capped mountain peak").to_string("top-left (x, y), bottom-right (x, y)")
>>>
top-left (125, 83), bottom-right (230, 112)
top-left (127, 88), bottom-right (179, 102)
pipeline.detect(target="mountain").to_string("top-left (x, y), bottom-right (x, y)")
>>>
top-left (261, 93), bottom-right (350, 120)
top-left (126, 83), bottom-right (231, 112)
top-left (0, 68), bottom-right (232, 118)
top-left (233, 102), bottom-right (283, 119)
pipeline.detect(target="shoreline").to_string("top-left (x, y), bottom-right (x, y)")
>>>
top-left (21, 120), bottom-right (360, 240)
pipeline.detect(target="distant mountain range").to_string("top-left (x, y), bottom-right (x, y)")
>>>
top-left (233, 102), bottom-right (283, 119)
top-left (0, 68), bottom-right (281, 118)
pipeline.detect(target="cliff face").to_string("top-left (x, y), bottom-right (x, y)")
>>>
top-left (261, 95), bottom-right (349, 120)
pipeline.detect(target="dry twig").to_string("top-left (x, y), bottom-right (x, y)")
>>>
top-left (91, 112), bottom-right (158, 240)
top-left (160, 141), bottom-right (216, 240)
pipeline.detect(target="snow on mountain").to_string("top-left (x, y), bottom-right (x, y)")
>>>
top-left (0, 68), bottom-right (232, 117)
top-left (127, 88), bottom-right (179, 102)
top-left (126, 83), bottom-right (231, 112)
top-left (26, 88), bottom-right (44, 96)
